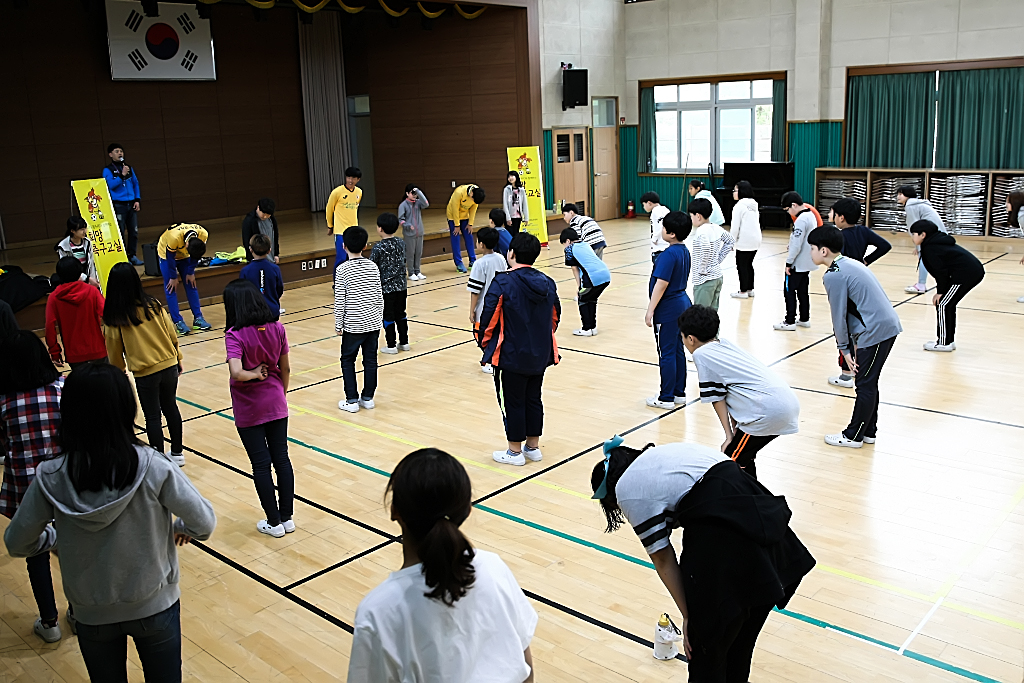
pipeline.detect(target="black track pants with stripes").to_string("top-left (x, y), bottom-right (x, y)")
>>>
top-left (935, 280), bottom-right (980, 346)
top-left (842, 335), bottom-right (897, 442)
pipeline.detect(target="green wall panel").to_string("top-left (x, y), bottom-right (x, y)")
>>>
top-left (619, 126), bottom-right (692, 214)
top-left (543, 129), bottom-right (555, 210)
top-left (788, 122), bottom-right (842, 201)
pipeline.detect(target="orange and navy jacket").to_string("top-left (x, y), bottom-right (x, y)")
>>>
top-left (477, 266), bottom-right (560, 374)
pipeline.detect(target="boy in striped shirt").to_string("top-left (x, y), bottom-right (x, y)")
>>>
top-left (688, 198), bottom-right (734, 311)
top-left (334, 226), bottom-right (384, 413)
top-left (562, 203), bottom-right (607, 259)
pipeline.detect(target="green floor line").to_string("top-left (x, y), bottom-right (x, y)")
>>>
top-left (174, 395), bottom-right (1001, 683)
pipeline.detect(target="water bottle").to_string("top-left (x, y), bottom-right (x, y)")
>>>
top-left (653, 613), bottom-right (683, 660)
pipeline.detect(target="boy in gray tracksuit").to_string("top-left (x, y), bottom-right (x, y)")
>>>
top-left (809, 225), bottom-right (903, 449)
top-left (897, 185), bottom-right (946, 294)
top-left (775, 191), bottom-right (819, 330)
top-left (398, 185), bottom-right (429, 280)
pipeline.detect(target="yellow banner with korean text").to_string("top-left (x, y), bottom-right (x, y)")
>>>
top-left (70, 178), bottom-right (128, 294)
top-left (506, 146), bottom-right (549, 246)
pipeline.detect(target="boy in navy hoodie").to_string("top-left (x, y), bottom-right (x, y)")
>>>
top-left (478, 232), bottom-right (561, 467)
top-left (240, 234), bottom-right (285, 320)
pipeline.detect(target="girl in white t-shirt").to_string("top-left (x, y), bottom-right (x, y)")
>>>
top-left (348, 448), bottom-right (537, 683)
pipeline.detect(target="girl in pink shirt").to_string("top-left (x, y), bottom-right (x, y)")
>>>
top-left (223, 279), bottom-right (294, 538)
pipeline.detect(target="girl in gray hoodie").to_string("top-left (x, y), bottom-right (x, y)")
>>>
top-left (4, 363), bottom-right (216, 682)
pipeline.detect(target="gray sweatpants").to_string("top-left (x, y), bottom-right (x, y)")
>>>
top-left (404, 233), bottom-right (424, 276)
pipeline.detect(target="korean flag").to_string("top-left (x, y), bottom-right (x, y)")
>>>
top-left (106, 0), bottom-right (216, 81)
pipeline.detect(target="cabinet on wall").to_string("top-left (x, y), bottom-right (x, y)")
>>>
top-left (814, 167), bottom-right (1024, 239)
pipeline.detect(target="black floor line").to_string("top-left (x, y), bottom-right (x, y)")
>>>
top-left (790, 386), bottom-right (1024, 430)
top-left (902, 300), bottom-right (1024, 316)
top-left (174, 304), bottom-right (330, 347)
top-left (560, 346), bottom-right (659, 366)
top-left (283, 540), bottom-right (398, 591)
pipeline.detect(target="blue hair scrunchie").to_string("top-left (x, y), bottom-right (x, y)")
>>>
top-left (591, 434), bottom-right (624, 500)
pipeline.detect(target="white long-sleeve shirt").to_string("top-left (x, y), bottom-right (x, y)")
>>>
top-left (650, 205), bottom-right (670, 253)
top-left (333, 257), bottom-right (384, 334)
top-left (729, 198), bottom-right (762, 251)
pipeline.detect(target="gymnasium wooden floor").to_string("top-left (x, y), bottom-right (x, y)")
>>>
top-left (3, 219), bottom-right (1023, 682)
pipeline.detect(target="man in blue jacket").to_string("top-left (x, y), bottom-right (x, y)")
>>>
top-left (102, 143), bottom-right (144, 266)
top-left (478, 232), bottom-right (561, 467)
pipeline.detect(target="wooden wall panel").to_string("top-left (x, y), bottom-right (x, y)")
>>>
top-left (0, 0), bottom-right (309, 246)
top-left (343, 7), bottom-right (528, 210)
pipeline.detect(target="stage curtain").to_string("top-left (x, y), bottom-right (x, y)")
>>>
top-left (845, 72), bottom-right (934, 168)
top-left (297, 12), bottom-right (352, 212)
top-left (771, 79), bottom-right (787, 162)
top-left (935, 67), bottom-right (1024, 169)
top-left (637, 87), bottom-right (655, 174)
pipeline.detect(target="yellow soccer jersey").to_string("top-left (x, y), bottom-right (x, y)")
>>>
top-left (327, 185), bottom-right (363, 235)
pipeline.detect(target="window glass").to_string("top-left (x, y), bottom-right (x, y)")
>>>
top-left (719, 108), bottom-right (751, 163)
top-left (752, 79), bottom-right (773, 99)
top-left (593, 97), bottom-right (617, 127)
top-left (718, 81), bottom-right (750, 100)
top-left (654, 85), bottom-right (678, 103)
top-left (680, 110), bottom-right (711, 168)
top-left (655, 111), bottom-right (678, 170)
top-left (679, 83), bottom-right (711, 102)
top-left (754, 104), bottom-right (773, 161)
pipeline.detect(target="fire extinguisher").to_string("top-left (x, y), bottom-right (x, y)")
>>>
top-left (626, 199), bottom-right (636, 218)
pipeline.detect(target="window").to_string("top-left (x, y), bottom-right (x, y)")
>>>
top-left (653, 79), bottom-right (773, 173)
top-left (592, 97), bottom-right (617, 127)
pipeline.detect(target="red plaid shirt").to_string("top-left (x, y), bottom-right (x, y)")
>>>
top-left (0, 377), bottom-right (63, 519)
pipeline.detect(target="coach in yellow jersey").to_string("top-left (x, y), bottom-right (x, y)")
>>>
top-left (157, 223), bottom-right (210, 336)
top-left (446, 184), bottom-right (485, 273)
top-left (327, 167), bottom-right (363, 271)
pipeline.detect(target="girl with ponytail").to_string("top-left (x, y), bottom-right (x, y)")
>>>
top-left (349, 448), bottom-right (537, 682)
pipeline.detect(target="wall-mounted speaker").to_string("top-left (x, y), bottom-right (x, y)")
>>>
top-left (562, 69), bottom-right (588, 111)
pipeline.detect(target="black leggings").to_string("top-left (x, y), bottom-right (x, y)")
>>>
top-left (134, 365), bottom-right (183, 455)
top-left (236, 417), bottom-right (294, 527)
top-left (509, 217), bottom-right (523, 235)
top-left (735, 250), bottom-right (756, 292)
top-left (27, 552), bottom-right (58, 623)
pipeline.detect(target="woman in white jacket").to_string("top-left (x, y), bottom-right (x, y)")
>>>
top-left (502, 171), bottom-right (530, 235)
top-left (55, 217), bottom-right (100, 287)
top-left (729, 181), bottom-right (762, 299)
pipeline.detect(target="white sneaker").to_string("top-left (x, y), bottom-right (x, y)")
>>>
top-left (338, 400), bottom-right (360, 413)
top-left (279, 307), bottom-right (286, 314)
top-left (924, 341), bottom-right (956, 352)
top-left (730, 291), bottom-right (748, 299)
top-left (773, 322), bottom-right (797, 331)
top-left (828, 375), bottom-right (855, 389)
top-left (673, 396), bottom-right (687, 404)
top-left (523, 446), bottom-right (543, 462)
top-left (493, 449), bottom-right (526, 466)
top-left (573, 328), bottom-right (594, 336)
top-left (282, 519), bottom-right (296, 533)
top-left (747, 290), bottom-right (755, 297)
top-left (796, 320), bottom-right (811, 328)
top-left (359, 398), bottom-right (375, 410)
top-left (257, 520), bottom-right (286, 538)
top-left (398, 343), bottom-right (411, 351)
top-left (482, 364), bottom-right (494, 374)
top-left (646, 397), bottom-right (674, 409)
top-left (169, 452), bottom-right (185, 467)
top-left (905, 283), bottom-right (927, 294)
top-left (862, 436), bottom-right (876, 444)
top-left (1018, 295), bottom-right (1024, 303)
top-left (417, 273), bottom-right (427, 281)
top-left (824, 433), bottom-right (863, 449)
top-left (381, 346), bottom-right (398, 355)
top-left (34, 618), bottom-right (62, 643)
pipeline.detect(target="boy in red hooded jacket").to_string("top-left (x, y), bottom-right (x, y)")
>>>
top-left (45, 257), bottom-right (107, 369)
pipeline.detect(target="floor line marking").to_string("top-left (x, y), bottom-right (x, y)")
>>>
top-left (899, 597), bottom-right (944, 654)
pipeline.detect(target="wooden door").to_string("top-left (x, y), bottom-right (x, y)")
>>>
top-left (592, 129), bottom-right (619, 221)
top-left (552, 127), bottom-right (591, 216)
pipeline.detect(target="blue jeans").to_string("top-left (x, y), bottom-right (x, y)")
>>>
top-left (334, 234), bottom-right (350, 272)
top-left (917, 246), bottom-right (928, 285)
top-left (341, 330), bottom-right (379, 401)
top-left (654, 318), bottom-right (687, 402)
top-left (448, 220), bottom-right (476, 268)
top-left (160, 258), bottom-right (202, 325)
top-left (76, 600), bottom-right (182, 683)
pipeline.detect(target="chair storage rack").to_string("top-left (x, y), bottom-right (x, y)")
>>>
top-left (814, 167), bottom-right (1024, 239)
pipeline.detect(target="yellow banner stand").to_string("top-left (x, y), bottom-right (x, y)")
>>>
top-left (70, 179), bottom-right (128, 293)
top-left (506, 146), bottom-right (549, 246)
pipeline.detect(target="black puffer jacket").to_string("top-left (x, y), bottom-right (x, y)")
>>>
top-left (919, 231), bottom-right (985, 295)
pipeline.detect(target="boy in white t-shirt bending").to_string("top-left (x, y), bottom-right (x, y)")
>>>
top-left (467, 227), bottom-right (508, 374)
top-left (680, 305), bottom-right (800, 479)
top-left (642, 191), bottom-right (670, 266)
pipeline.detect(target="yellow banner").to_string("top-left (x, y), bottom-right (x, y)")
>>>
top-left (70, 178), bottom-right (128, 294)
top-left (506, 146), bottom-right (549, 246)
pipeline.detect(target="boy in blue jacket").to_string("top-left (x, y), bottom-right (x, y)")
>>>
top-left (478, 232), bottom-right (561, 467)
top-left (240, 234), bottom-right (285, 320)
top-left (102, 143), bottom-right (144, 266)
